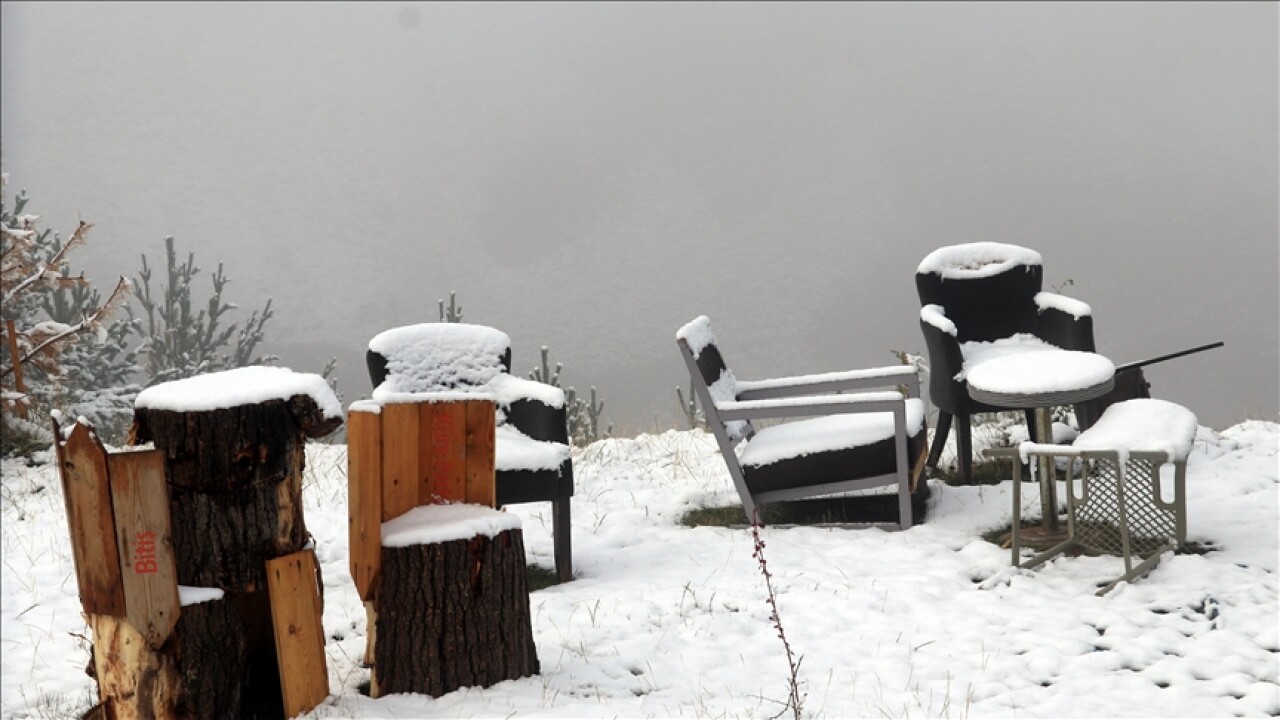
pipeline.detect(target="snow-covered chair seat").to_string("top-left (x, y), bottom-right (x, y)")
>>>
top-left (990, 398), bottom-right (1197, 595)
top-left (676, 316), bottom-right (928, 529)
top-left (367, 323), bottom-right (574, 582)
top-left (916, 242), bottom-right (1098, 484)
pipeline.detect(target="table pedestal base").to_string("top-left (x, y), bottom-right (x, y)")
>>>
top-left (1034, 407), bottom-right (1061, 535)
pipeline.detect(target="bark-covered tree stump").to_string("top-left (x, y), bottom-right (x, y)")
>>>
top-left (131, 391), bottom-right (340, 591)
top-left (368, 504), bottom-right (539, 698)
top-left (87, 591), bottom-right (248, 719)
top-left (83, 367), bottom-right (344, 719)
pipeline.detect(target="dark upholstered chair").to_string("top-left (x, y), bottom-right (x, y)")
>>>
top-left (366, 323), bottom-right (574, 582)
top-left (676, 316), bottom-right (927, 529)
top-left (915, 242), bottom-right (1097, 484)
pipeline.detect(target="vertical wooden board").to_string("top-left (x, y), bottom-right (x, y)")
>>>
top-left (60, 424), bottom-right (126, 616)
top-left (380, 402), bottom-right (419, 522)
top-left (267, 549), bottom-right (330, 718)
top-left (109, 449), bottom-right (180, 650)
top-left (421, 402), bottom-right (467, 504)
top-left (50, 415), bottom-right (66, 467)
top-left (464, 400), bottom-right (497, 507)
top-left (347, 410), bottom-right (383, 602)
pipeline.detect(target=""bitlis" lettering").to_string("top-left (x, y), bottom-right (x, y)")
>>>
top-left (134, 530), bottom-right (157, 574)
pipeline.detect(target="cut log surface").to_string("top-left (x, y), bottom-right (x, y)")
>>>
top-left (372, 528), bottom-right (538, 698)
top-left (131, 397), bottom-right (324, 590)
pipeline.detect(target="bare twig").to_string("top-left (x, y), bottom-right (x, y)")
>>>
top-left (751, 513), bottom-right (805, 720)
top-left (3, 276), bottom-right (131, 377)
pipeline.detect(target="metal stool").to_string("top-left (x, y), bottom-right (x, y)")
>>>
top-left (986, 399), bottom-right (1196, 595)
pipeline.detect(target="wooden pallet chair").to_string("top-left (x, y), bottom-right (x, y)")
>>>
top-left (365, 322), bottom-right (574, 581)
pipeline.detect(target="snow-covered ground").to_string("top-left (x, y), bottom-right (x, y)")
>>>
top-left (3, 422), bottom-right (1277, 718)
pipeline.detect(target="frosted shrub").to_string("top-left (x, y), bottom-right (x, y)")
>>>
top-left (1, 172), bottom-right (133, 452)
top-left (530, 346), bottom-right (611, 446)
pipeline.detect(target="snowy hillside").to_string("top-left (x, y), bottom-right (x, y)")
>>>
top-left (3, 422), bottom-right (1277, 718)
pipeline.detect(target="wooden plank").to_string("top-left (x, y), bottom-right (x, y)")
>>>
top-left (347, 409), bottom-right (382, 602)
top-left (109, 449), bottom-right (180, 650)
top-left (463, 400), bottom-right (497, 507)
top-left (50, 415), bottom-right (66, 467)
top-left (266, 549), bottom-right (330, 718)
top-left (380, 402), bottom-right (419, 522)
top-left (421, 402), bottom-right (467, 504)
top-left (59, 423), bottom-right (126, 616)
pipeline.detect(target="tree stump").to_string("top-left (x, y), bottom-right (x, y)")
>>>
top-left (367, 505), bottom-right (539, 698)
top-left (131, 393), bottom-right (340, 590)
top-left (79, 367), bottom-right (344, 719)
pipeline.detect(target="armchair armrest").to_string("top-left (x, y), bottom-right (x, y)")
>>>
top-left (735, 366), bottom-right (919, 400)
top-left (919, 306), bottom-right (966, 404)
top-left (1034, 292), bottom-right (1092, 319)
top-left (489, 375), bottom-right (569, 444)
top-left (717, 391), bottom-right (907, 421)
top-left (489, 375), bottom-right (566, 408)
top-left (1034, 292), bottom-right (1096, 352)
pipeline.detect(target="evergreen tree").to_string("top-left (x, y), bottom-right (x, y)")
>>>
top-left (134, 235), bottom-right (276, 385)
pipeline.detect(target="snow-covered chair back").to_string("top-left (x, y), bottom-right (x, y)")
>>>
top-left (366, 323), bottom-right (512, 396)
top-left (675, 316), bottom-right (752, 443)
top-left (915, 242), bottom-right (1044, 343)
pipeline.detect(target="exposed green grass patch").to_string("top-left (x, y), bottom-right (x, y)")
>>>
top-left (980, 518), bottom-right (1044, 547)
top-left (933, 459), bottom-right (1015, 486)
top-left (979, 519), bottom-right (1213, 556)
top-left (681, 487), bottom-right (930, 528)
top-left (526, 564), bottom-right (563, 592)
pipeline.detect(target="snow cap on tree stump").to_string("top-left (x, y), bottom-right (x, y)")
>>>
top-left (131, 366), bottom-right (344, 440)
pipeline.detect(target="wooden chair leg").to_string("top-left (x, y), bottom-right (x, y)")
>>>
top-left (552, 496), bottom-right (572, 583)
top-left (926, 411), bottom-right (952, 469)
top-left (1024, 409), bottom-right (1038, 442)
top-left (956, 413), bottom-right (973, 484)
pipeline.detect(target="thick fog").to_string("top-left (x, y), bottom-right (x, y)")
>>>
top-left (2, 3), bottom-right (1276, 432)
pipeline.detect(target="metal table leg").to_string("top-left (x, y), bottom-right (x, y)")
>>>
top-left (1019, 406), bottom-right (1069, 545)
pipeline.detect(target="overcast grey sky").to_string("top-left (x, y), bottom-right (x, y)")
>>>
top-left (2, 2), bottom-right (1276, 431)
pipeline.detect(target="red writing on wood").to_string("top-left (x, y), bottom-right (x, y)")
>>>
top-left (430, 412), bottom-right (454, 479)
top-left (134, 530), bottom-right (157, 574)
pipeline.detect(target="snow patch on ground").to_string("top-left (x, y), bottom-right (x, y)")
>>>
top-left (2, 423), bottom-right (1276, 718)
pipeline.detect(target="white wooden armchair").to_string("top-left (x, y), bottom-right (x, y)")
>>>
top-left (676, 316), bottom-right (928, 528)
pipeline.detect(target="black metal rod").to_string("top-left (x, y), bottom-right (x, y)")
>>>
top-left (1115, 341), bottom-right (1225, 372)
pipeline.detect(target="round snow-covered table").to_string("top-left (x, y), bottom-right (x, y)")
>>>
top-left (967, 350), bottom-right (1115, 540)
